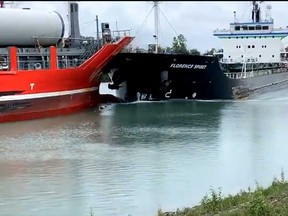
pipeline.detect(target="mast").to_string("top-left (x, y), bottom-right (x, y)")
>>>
top-left (96, 15), bottom-right (100, 50)
top-left (153, 1), bottom-right (159, 54)
top-left (68, 1), bottom-right (73, 36)
top-left (0, 1), bottom-right (4, 8)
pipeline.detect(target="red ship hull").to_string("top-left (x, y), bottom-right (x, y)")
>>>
top-left (0, 36), bottom-right (134, 123)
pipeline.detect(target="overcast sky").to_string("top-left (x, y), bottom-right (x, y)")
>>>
top-left (10, 1), bottom-right (288, 53)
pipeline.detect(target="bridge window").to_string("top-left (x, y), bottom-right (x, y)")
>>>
top-left (249, 26), bottom-right (255, 30)
top-left (242, 26), bottom-right (248, 30)
top-left (248, 45), bottom-right (251, 48)
top-left (256, 25), bottom-right (261, 30)
top-left (235, 26), bottom-right (240, 31)
top-left (263, 26), bottom-right (269, 30)
top-left (252, 45), bottom-right (255, 48)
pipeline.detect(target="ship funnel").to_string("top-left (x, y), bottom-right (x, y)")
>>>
top-left (68, 2), bottom-right (81, 47)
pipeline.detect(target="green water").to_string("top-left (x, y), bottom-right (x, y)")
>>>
top-left (1, 90), bottom-right (288, 216)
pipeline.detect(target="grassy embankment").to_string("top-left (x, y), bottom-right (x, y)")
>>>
top-left (158, 171), bottom-right (288, 216)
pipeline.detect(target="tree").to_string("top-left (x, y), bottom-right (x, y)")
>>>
top-left (165, 47), bottom-right (172, 54)
top-left (172, 34), bottom-right (189, 54)
top-left (203, 48), bottom-right (216, 56)
top-left (157, 46), bottom-right (165, 53)
top-left (189, 49), bottom-right (200, 56)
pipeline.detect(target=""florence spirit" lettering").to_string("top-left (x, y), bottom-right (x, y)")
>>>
top-left (170, 63), bottom-right (207, 69)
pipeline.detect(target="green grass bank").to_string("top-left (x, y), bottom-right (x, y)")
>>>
top-left (158, 171), bottom-right (288, 216)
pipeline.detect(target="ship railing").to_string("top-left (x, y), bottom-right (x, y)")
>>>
top-left (213, 29), bottom-right (231, 33)
top-left (224, 72), bottom-right (254, 79)
top-left (57, 58), bottom-right (86, 69)
top-left (221, 58), bottom-right (258, 64)
top-left (221, 58), bottom-right (245, 63)
top-left (16, 59), bottom-right (51, 70)
top-left (75, 31), bottom-right (132, 65)
top-left (224, 68), bottom-right (282, 79)
top-left (272, 27), bottom-right (288, 32)
top-left (2, 58), bottom-right (101, 71)
top-left (213, 51), bottom-right (223, 55)
top-left (6, 58), bottom-right (87, 70)
top-left (111, 29), bottom-right (131, 39)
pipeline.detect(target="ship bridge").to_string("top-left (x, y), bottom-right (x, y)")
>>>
top-left (213, 21), bottom-right (288, 38)
top-left (212, 1), bottom-right (288, 64)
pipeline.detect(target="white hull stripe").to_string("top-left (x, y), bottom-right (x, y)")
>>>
top-left (0, 86), bottom-right (99, 102)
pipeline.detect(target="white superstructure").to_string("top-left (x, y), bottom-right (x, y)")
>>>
top-left (213, 1), bottom-right (288, 64)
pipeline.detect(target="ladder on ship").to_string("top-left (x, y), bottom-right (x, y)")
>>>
top-left (78, 42), bottom-right (100, 65)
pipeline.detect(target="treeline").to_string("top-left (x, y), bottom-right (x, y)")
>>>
top-left (133, 34), bottom-right (223, 56)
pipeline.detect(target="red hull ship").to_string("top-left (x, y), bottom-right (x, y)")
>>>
top-left (0, 2), bottom-right (133, 123)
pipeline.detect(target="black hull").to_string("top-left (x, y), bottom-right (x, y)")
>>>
top-left (103, 53), bottom-right (288, 102)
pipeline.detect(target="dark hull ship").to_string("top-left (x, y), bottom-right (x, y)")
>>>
top-left (103, 1), bottom-right (288, 102)
top-left (104, 53), bottom-right (288, 101)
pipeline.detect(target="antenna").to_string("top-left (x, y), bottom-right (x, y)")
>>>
top-left (116, 21), bottom-right (120, 38)
top-left (266, 5), bottom-right (272, 21)
top-left (153, 1), bottom-right (159, 54)
top-left (96, 15), bottom-right (100, 50)
top-left (233, 11), bottom-right (237, 23)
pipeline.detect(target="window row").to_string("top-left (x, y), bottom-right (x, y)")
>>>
top-left (235, 45), bottom-right (268, 48)
top-left (228, 36), bottom-right (275, 39)
top-left (228, 55), bottom-right (275, 58)
top-left (234, 25), bottom-right (269, 31)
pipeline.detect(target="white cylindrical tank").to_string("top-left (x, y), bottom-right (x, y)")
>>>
top-left (0, 8), bottom-right (65, 47)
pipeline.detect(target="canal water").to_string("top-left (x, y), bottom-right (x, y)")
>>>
top-left (1, 87), bottom-right (288, 216)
